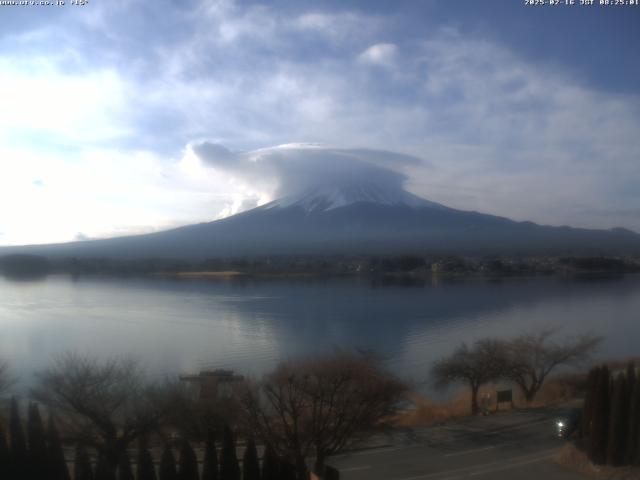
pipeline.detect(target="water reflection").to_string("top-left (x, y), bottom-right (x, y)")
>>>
top-left (0, 274), bottom-right (639, 394)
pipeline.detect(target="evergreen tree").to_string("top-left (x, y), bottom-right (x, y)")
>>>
top-left (137, 441), bottom-right (157, 480)
top-left (581, 367), bottom-right (598, 436)
top-left (278, 458), bottom-right (296, 480)
top-left (242, 438), bottom-right (260, 480)
top-left (0, 423), bottom-right (10, 480)
top-left (627, 362), bottom-right (637, 395)
top-left (260, 445), bottom-right (279, 480)
top-left (117, 450), bottom-right (135, 480)
top-left (27, 402), bottom-right (48, 479)
top-left (159, 445), bottom-right (178, 480)
top-left (9, 397), bottom-right (28, 479)
top-left (47, 414), bottom-right (71, 480)
top-left (178, 440), bottom-right (199, 480)
top-left (626, 373), bottom-right (640, 465)
top-left (201, 430), bottom-right (218, 480)
top-left (589, 365), bottom-right (610, 464)
top-left (95, 453), bottom-right (116, 480)
top-left (607, 373), bottom-right (629, 465)
top-left (74, 444), bottom-right (95, 480)
top-left (220, 426), bottom-right (240, 480)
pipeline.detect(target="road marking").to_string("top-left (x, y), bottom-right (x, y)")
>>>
top-left (394, 448), bottom-right (558, 480)
top-left (341, 466), bottom-right (372, 472)
top-left (443, 445), bottom-right (496, 457)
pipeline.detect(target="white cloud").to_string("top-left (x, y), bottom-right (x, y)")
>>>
top-left (0, 59), bottom-right (128, 145)
top-left (1, 2), bottom-right (639, 244)
top-left (358, 43), bottom-right (398, 66)
top-left (192, 143), bottom-right (423, 201)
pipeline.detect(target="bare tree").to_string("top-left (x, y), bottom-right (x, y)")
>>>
top-left (32, 353), bottom-right (166, 472)
top-left (431, 339), bottom-right (506, 415)
top-left (241, 351), bottom-right (406, 478)
top-left (503, 329), bottom-right (601, 403)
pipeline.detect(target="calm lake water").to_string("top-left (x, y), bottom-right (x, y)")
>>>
top-left (1, 273), bottom-right (639, 393)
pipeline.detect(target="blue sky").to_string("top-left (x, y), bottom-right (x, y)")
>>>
top-left (0, 0), bottom-right (639, 245)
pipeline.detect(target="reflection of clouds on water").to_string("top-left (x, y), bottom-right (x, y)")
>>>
top-left (0, 274), bottom-right (639, 394)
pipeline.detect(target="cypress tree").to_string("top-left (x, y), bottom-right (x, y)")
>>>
top-left (627, 362), bottom-right (637, 394)
top-left (242, 438), bottom-right (260, 480)
top-left (220, 426), bottom-right (240, 480)
top-left (47, 414), bottom-right (71, 480)
top-left (9, 397), bottom-right (28, 479)
top-left (260, 445), bottom-right (279, 480)
top-left (581, 367), bottom-right (598, 437)
top-left (178, 440), bottom-right (199, 480)
top-left (0, 423), bottom-right (10, 480)
top-left (201, 430), bottom-right (218, 480)
top-left (27, 402), bottom-right (48, 479)
top-left (589, 365), bottom-right (610, 464)
top-left (626, 374), bottom-right (640, 465)
top-left (95, 453), bottom-right (116, 480)
top-left (159, 445), bottom-right (178, 480)
top-left (137, 442), bottom-right (157, 480)
top-left (278, 458), bottom-right (296, 480)
top-left (117, 450), bottom-right (135, 480)
top-left (606, 373), bottom-right (629, 465)
top-left (74, 444), bottom-right (95, 480)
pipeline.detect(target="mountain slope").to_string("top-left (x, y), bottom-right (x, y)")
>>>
top-left (2, 183), bottom-right (640, 258)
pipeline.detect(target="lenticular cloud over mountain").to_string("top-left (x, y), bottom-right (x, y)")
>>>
top-left (191, 142), bottom-right (425, 201)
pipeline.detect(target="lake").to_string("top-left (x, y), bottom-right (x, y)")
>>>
top-left (1, 273), bottom-right (639, 394)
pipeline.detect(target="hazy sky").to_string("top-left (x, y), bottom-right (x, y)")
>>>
top-left (1, 0), bottom-right (639, 245)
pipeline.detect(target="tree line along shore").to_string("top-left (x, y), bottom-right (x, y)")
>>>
top-left (1, 253), bottom-right (639, 278)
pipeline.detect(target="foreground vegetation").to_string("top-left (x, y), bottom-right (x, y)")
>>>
top-left (581, 362), bottom-right (640, 466)
top-left (0, 328), bottom-right (620, 478)
top-left (0, 352), bottom-right (404, 480)
top-left (431, 329), bottom-right (601, 414)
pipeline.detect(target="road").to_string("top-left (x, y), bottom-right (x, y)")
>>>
top-left (327, 407), bottom-right (586, 480)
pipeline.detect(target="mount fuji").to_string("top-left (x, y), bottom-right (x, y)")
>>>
top-left (2, 182), bottom-right (640, 259)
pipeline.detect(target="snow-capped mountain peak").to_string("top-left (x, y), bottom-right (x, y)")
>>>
top-left (263, 182), bottom-right (445, 213)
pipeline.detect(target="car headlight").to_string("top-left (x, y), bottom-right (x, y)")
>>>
top-left (556, 421), bottom-right (564, 427)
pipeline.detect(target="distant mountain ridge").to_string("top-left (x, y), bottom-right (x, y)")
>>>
top-left (1, 182), bottom-right (639, 259)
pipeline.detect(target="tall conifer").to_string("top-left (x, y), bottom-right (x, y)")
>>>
top-left (159, 445), bottom-right (178, 480)
top-left (242, 438), bottom-right (260, 480)
top-left (278, 458), bottom-right (296, 480)
top-left (582, 367), bottom-right (598, 436)
top-left (220, 426), bottom-right (240, 480)
top-left (95, 453), bottom-right (116, 480)
top-left (589, 365), bottom-right (610, 464)
top-left (201, 430), bottom-right (219, 480)
top-left (47, 414), bottom-right (71, 480)
top-left (27, 402), bottom-right (48, 479)
top-left (117, 450), bottom-right (134, 480)
top-left (626, 373), bottom-right (640, 465)
top-left (178, 440), bottom-right (199, 480)
top-left (9, 398), bottom-right (28, 479)
top-left (0, 423), bottom-right (10, 479)
top-left (606, 373), bottom-right (629, 465)
top-left (74, 444), bottom-right (94, 480)
top-left (260, 445), bottom-right (278, 480)
top-left (137, 441), bottom-right (157, 480)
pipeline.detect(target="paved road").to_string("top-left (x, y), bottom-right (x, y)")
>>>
top-left (327, 407), bottom-right (587, 480)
